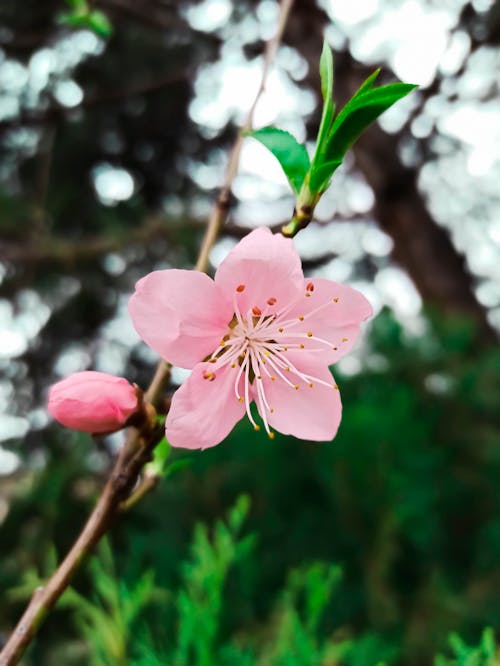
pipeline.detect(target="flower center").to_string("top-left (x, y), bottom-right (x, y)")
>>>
top-left (203, 282), bottom-right (343, 438)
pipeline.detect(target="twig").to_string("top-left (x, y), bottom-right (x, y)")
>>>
top-left (0, 2), bottom-right (294, 663)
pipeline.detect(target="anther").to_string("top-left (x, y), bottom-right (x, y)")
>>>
top-left (231, 363), bottom-right (236, 368)
top-left (333, 384), bottom-right (339, 390)
top-left (333, 347), bottom-right (338, 351)
top-left (307, 332), bottom-right (313, 338)
top-left (254, 425), bottom-right (260, 431)
top-left (209, 358), bottom-right (217, 364)
top-left (236, 284), bottom-right (245, 292)
top-left (298, 315), bottom-right (304, 321)
top-left (342, 337), bottom-right (348, 342)
top-left (270, 407), bottom-right (275, 413)
top-left (294, 384), bottom-right (299, 390)
top-left (300, 344), bottom-right (305, 349)
top-left (305, 292), bottom-right (311, 297)
top-left (285, 367), bottom-right (290, 372)
top-left (257, 375), bottom-right (262, 380)
top-left (203, 372), bottom-right (215, 381)
top-left (267, 297), bottom-right (277, 305)
top-left (308, 383), bottom-right (313, 388)
top-left (333, 297), bottom-right (339, 303)
top-left (252, 306), bottom-right (262, 316)
top-left (268, 432), bottom-right (275, 440)
top-left (306, 282), bottom-right (314, 292)
top-left (270, 376), bottom-right (276, 381)
top-left (238, 396), bottom-right (244, 402)
top-left (278, 327), bottom-right (284, 333)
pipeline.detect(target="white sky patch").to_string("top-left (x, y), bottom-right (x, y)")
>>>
top-left (0, 416), bottom-right (29, 444)
top-left (323, 0), bottom-right (380, 25)
top-left (324, 0), bottom-right (459, 87)
top-left (375, 267), bottom-right (422, 316)
top-left (190, 56), bottom-right (314, 131)
top-left (184, 0), bottom-right (232, 32)
top-left (0, 447), bottom-right (20, 475)
top-left (209, 236), bottom-right (238, 268)
top-left (92, 164), bottom-right (135, 205)
top-left (54, 79), bottom-right (84, 108)
top-left (54, 345), bottom-right (91, 376)
top-left (171, 366), bottom-right (191, 387)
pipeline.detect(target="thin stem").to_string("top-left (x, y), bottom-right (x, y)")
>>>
top-left (0, 2), bottom-right (294, 663)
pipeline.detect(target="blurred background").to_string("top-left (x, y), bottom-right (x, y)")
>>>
top-left (1, 0), bottom-right (500, 664)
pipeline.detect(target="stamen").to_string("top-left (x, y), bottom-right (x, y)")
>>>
top-left (306, 282), bottom-right (314, 292)
top-left (267, 297), bottom-right (277, 306)
top-left (333, 297), bottom-right (339, 303)
top-left (236, 284), bottom-right (246, 292)
top-left (252, 306), bottom-right (262, 316)
top-left (203, 371), bottom-right (215, 382)
top-left (298, 315), bottom-right (304, 321)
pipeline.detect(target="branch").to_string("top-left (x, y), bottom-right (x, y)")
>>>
top-left (0, 2), bottom-right (295, 663)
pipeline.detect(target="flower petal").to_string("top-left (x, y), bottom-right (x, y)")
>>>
top-left (166, 362), bottom-right (246, 449)
top-left (253, 352), bottom-right (342, 441)
top-left (214, 227), bottom-right (304, 317)
top-left (281, 278), bottom-right (372, 364)
top-left (128, 269), bottom-right (233, 369)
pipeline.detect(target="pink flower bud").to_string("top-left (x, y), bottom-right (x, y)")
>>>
top-left (48, 371), bottom-right (139, 433)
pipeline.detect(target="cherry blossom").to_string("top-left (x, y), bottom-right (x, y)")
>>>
top-left (129, 227), bottom-right (372, 449)
top-left (48, 371), bottom-right (139, 433)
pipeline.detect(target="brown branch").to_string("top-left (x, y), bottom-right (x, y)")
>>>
top-left (0, 2), bottom-right (295, 663)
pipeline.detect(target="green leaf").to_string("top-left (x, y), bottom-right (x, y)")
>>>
top-left (88, 10), bottom-right (113, 38)
top-left (316, 40), bottom-right (335, 154)
top-left (246, 127), bottom-right (310, 195)
top-left (324, 82), bottom-right (417, 163)
top-left (308, 158), bottom-right (342, 194)
top-left (352, 68), bottom-right (381, 97)
top-left (146, 436), bottom-right (171, 477)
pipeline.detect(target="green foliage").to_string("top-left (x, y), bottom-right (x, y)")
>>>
top-left (146, 435), bottom-right (171, 478)
top-left (173, 494), bottom-right (255, 666)
top-left (259, 40), bottom-right (417, 236)
top-left (2, 313), bottom-right (499, 665)
top-left (435, 629), bottom-right (497, 666)
top-left (308, 46), bottom-right (416, 194)
top-left (316, 40), bottom-right (335, 155)
top-left (63, 539), bottom-right (161, 666)
top-left (323, 82), bottom-right (417, 162)
top-left (58, 0), bottom-right (113, 38)
top-left (245, 128), bottom-right (310, 195)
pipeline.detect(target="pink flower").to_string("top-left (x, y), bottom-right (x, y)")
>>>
top-left (48, 371), bottom-right (139, 433)
top-left (129, 227), bottom-right (372, 449)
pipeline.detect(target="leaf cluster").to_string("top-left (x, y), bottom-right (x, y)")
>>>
top-left (247, 41), bottom-right (416, 228)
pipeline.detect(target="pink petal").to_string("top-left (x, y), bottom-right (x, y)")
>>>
top-left (128, 269), bottom-right (233, 369)
top-left (214, 227), bottom-right (304, 317)
top-left (253, 352), bottom-right (342, 441)
top-left (288, 278), bottom-right (372, 326)
top-left (166, 362), bottom-right (246, 449)
top-left (283, 278), bottom-right (372, 364)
